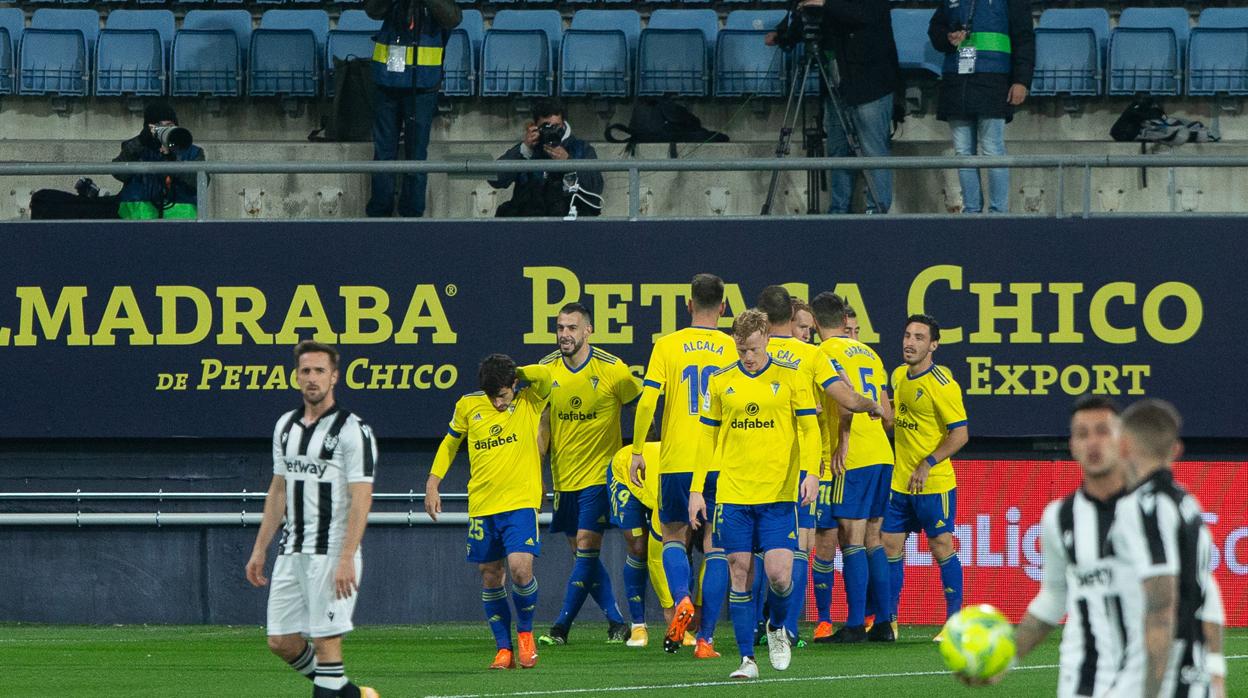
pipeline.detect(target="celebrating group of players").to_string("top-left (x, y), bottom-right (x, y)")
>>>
top-left (241, 272), bottom-right (1225, 697)
top-left (425, 273), bottom-right (972, 680)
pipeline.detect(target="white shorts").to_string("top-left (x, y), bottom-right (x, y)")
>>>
top-left (266, 551), bottom-right (363, 638)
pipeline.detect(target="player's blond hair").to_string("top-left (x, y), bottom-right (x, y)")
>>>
top-left (732, 309), bottom-right (770, 342)
top-left (790, 297), bottom-right (813, 318)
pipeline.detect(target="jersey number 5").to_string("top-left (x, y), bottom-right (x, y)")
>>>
top-left (858, 367), bottom-right (878, 402)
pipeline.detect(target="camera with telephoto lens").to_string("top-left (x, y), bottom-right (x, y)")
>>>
top-left (152, 125), bottom-right (193, 151)
top-left (538, 122), bottom-right (564, 149)
top-left (799, 3), bottom-right (823, 41)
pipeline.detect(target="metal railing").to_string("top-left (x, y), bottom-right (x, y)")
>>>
top-left (2, 154), bottom-right (1246, 219)
top-left (0, 490), bottom-right (550, 527)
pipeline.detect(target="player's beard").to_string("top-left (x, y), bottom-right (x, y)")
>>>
top-left (303, 386), bottom-right (326, 405)
top-left (559, 337), bottom-right (583, 358)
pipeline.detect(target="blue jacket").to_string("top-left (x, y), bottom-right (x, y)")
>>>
top-left (365, 0), bottom-right (460, 91)
top-left (114, 133), bottom-right (204, 206)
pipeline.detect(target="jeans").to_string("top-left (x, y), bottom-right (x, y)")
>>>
top-left (367, 87), bottom-right (438, 218)
top-left (949, 118), bottom-right (1008, 213)
top-left (824, 92), bottom-right (894, 214)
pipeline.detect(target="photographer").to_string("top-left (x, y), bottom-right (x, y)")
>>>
top-left (364, 0), bottom-right (461, 218)
top-left (928, 0), bottom-right (1034, 213)
top-left (489, 99), bottom-right (603, 218)
top-left (113, 102), bottom-right (204, 220)
top-left (768, 0), bottom-right (899, 214)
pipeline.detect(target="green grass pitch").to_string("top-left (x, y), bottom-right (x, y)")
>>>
top-left (5, 623), bottom-right (1246, 697)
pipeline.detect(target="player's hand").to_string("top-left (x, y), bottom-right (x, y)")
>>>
top-left (1007, 82), bottom-right (1028, 106)
top-left (244, 550), bottom-right (268, 587)
top-left (334, 556), bottom-right (358, 600)
top-left (800, 473), bottom-right (820, 506)
top-left (868, 401), bottom-right (884, 420)
top-left (830, 447), bottom-right (848, 477)
top-left (948, 30), bottom-right (968, 47)
top-left (425, 488), bottom-right (442, 521)
top-left (908, 463), bottom-right (931, 495)
top-left (544, 145), bottom-right (569, 161)
top-left (630, 452), bottom-right (646, 487)
top-left (688, 492), bottom-right (707, 530)
top-left (523, 122), bottom-right (539, 148)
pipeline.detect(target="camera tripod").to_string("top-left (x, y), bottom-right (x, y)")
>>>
top-left (761, 26), bottom-right (883, 215)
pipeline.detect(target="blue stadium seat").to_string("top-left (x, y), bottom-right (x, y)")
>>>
top-left (637, 9), bottom-right (717, 97)
top-left (1108, 8), bottom-right (1190, 96)
top-left (1188, 8), bottom-right (1248, 96)
top-left (715, 11), bottom-right (787, 97)
top-left (442, 9), bottom-right (482, 97)
top-left (1031, 9), bottom-right (1108, 97)
top-left (250, 9), bottom-right (328, 97)
top-left (95, 29), bottom-right (164, 96)
top-left (481, 10), bottom-right (562, 97)
top-left (172, 10), bottom-right (251, 97)
top-left (105, 9), bottom-right (175, 51)
top-left (20, 9), bottom-right (99, 96)
top-left (0, 9), bottom-right (22, 95)
top-left (891, 8), bottom-right (942, 78)
top-left (325, 11), bottom-right (381, 97)
top-left (560, 10), bottom-right (639, 97)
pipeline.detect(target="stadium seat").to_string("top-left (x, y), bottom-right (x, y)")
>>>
top-left (95, 29), bottom-right (164, 96)
top-left (0, 8), bottom-right (22, 96)
top-left (105, 9), bottom-right (175, 51)
top-left (1187, 8), bottom-right (1248, 96)
top-left (891, 8), bottom-right (942, 78)
top-left (325, 10), bottom-right (381, 98)
top-left (1108, 7), bottom-right (1190, 96)
top-left (442, 9), bottom-right (482, 97)
top-left (481, 10), bottom-right (562, 97)
top-left (1031, 9), bottom-right (1108, 97)
top-left (250, 9), bottom-right (329, 97)
top-left (560, 10), bottom-right (640, 97)
top-left (20, 9), bottom-right (100, 96)
top-left (172, 10), bottom-right (251, 97)
top-left (0, 29), bottom-right (12, 96)
top-left (715, 11), bottom-right (788, 97)
top-left (637, 9), bottom-right (717, 97)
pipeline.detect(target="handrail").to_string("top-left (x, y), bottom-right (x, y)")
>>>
top-left (0, 512), bottom-right (551, 526)
top-left (0, 491), bottom-right (464, 501)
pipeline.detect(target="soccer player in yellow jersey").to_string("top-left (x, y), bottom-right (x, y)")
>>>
top-left (844, 306), bottom-right (861, 341)
top-left (810, 292), bottom-right (896, 644)
top-left (689, 309), bottom-right (821, 680)
top-left (756, 286), bottom-right (882, 646)
top-left (629, 274), bottom-right (737, 657)
top-left (882, 314), bottom-right (969, 638)
top-left (537, 302), bottom-right (640, 646)
top-left (425, 355), bottom-right (551, 670)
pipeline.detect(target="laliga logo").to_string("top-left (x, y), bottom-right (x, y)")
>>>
top-left (490, 425), bottom-right (503, 437)
top-left (570, 396), bottom-right (583, 409)
top-left (745, 402), bottom-right (760, 416)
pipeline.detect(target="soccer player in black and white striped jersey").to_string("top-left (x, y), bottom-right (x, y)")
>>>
top-left (245, 341), bottom-right (380, 698)
top-left (1112, 400), bottom-right (1226, 698)
top-left (979, 396), bottom-right (1145, 696)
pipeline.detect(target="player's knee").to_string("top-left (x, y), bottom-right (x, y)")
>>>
top-left (928, 533), bottom-right (956, 558)
top-left (627, 535), bottom-right (646, 558)
top-left (266, 634), bottom-right (300, 659)
top-left (479, 563), bottom-right (506, 587)
top-left (577, 530), bottom-right (603, 549)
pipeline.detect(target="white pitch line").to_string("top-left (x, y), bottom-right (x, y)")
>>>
top-left (425, 655), bottom-right (1248, 698)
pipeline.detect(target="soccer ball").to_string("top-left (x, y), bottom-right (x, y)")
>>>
top-left (938, 604), bottom-right (1016, 681)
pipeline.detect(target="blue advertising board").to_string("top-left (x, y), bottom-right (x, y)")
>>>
top-left (0, 217), bottom-right (1230, 438)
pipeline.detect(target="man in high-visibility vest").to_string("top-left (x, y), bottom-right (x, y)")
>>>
top-left (364, 0), bottom-right (462, 218)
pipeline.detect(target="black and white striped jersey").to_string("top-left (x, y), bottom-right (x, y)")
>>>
top-left (1111, 468), bottom-right (1220, 698)
top-left (271, 405), bottom-right (378, 556)
top-left (1027, 487), bottom-right (1145, 698)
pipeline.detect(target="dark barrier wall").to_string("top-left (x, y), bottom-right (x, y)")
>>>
top-left (0, 218), bottom-right (1234, 438)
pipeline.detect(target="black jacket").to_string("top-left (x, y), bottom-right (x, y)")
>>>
top-left (364, 0), bottom-right (461, 31)
top-left (113, 130), bottom-right (205, 206)
top-left (489, 126), bottom-right (603, 218)
top-left (776, 0), bottom-right (900, 107)
top-left (928, 0), bottom-right (1034, 121)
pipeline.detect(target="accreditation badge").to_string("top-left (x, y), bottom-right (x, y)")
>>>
top-left (386, 44), bottom-right (407, 73)
top-left (957, 46), bottom-right (977, 75)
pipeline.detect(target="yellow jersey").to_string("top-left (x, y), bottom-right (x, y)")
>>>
top-left (818, 336), bottom-right (894, 469)
top-left (693, 358), bottom-right (820, 505)
top-left (890, 363), bottom-right (968, 494)
top-left (631, 326), bottom-right (738, 474)
top-left (767, 335), bottom-right (837, 473)
top-left (430, 364), bottom-right (552, 517)
top-left (541, 347), bottom-right (641, 492)
top-left (610, 442), bottom-right (661, 511)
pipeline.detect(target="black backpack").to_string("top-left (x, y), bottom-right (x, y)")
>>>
top-left (309, 57), bottom-right (377, 142)
top-left (606, 97), bottom-right (729, 157)
top-left (1110, 97), bottom-right (1165, 142)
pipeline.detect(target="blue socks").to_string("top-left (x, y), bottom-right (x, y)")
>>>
top-left (767, 580), bottom-right (793, 630)
top-left (842, 545), bottom-right (868, 627)
top-left (588, 556), bottom-right (625, 625)
top-left (624, 555), bottom-right (648, 625)
top-left (697, 552), bottom-right (729, 642)
top-left (785, 550), bottom-right (809, 638)
top-left (662, 541), bottom-right (691, 604)
top-left (867, 546), bottom-right (890, 624)
top-left (555, 548), bottom-right (599, 629)
top-left (937, 552), bottom-right (964, 619)
top-left (812, 556), bottom-right (836, 624)
top-left (512, 578), bottom-right (538, 633)
top-left (751, 552), bottom-right (767, 623)
top-left (728, 590), bottom-right (755, 659)
top-left (888, 552), bottom-right (905, 622)
top-left (483, 586), bottom-right (512, 650)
